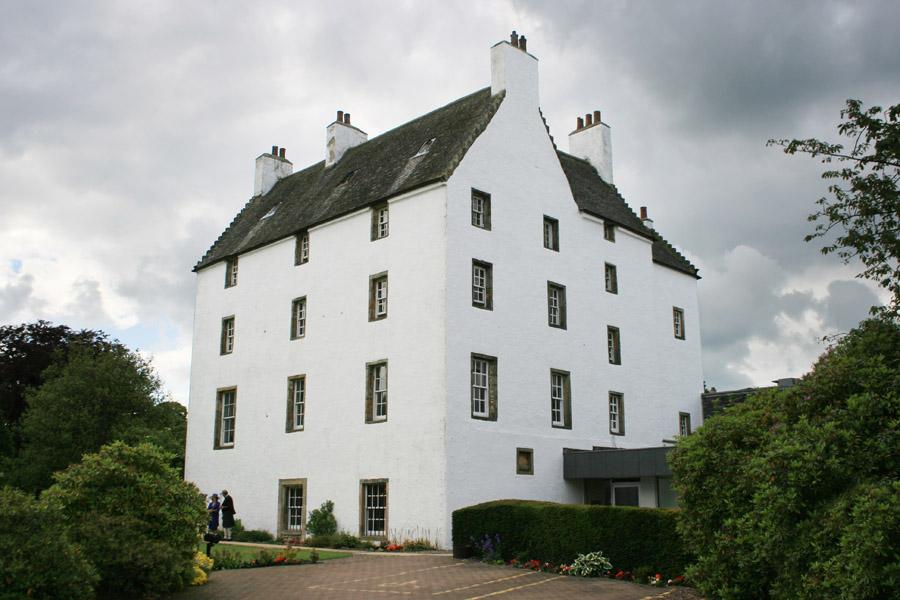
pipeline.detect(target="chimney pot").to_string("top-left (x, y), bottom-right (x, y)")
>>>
top-left (577, 117), bottom-right (584, 130)
top-left (337, 110), bottom-right (344, 123)
top-left (585, 113), bottom-right (593, 126)
top-left (279, 148), bottom-right (286, 159)
top-left (519, 35), bottom-right (527, 52)
top-left (271, 145), bottom-right (278, 155)
top-left (344, 113), bottom-right (350, 124)
top-left (510, 31), bottom-right (519, 47)
top-left (640, 206), bottom-right (647, 220)
top-left (593, 110), bottom-right (601, 124)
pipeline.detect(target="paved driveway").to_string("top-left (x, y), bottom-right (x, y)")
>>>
top-left (172, 554), bottom-right (686, 600)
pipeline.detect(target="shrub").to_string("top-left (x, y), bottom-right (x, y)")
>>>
top-left (670, 318), bottom-right (900, 600)
top-left (232, 528), bottom-right (275, 543)
top-left (452, 500), bottom-right (689, 574)
top-left (569, 551), bottom-right (613, 577)
top-left (42, 442), bottom-right (207, 598)
top-left (307, 531), bottom-right (366, 549)
top-left (307, 500), bottom-right (338, 536)
top-left (0, 487), bottom-right (98, 600)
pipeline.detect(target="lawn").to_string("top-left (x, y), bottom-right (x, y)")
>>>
top-left (201, 542), bottom-right (350, 562)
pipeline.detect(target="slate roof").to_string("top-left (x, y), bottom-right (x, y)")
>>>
top-left (194, 87), bottom-right (505, 271)
top-left (195, 87), bottom-right (698, 279)
top-left (556, 151), bottom-right (699, 278)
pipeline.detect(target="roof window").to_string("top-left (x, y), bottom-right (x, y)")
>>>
top-left (261, 203), bottom-right (280, 219)
top-left (413, 138), bottom-right (436, 157)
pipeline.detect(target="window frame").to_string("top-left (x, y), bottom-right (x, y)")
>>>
top-left (277, 478), bottom-right (307, 538)
top-left (603, 221), bottom-right (616, 242)
top-left (220, 316), bottom-right (235, 355)
top-left (371, 203), bottom-right (389, 240)
top-left (604, 263), bottom-right (618, 294)
top-left (609, 391), bottom-right (625, 435)
top-left (516, 447), bottom-right (534, 475)
top-left (225, 257), bottom-right (238, 288)
top-left (607, 326), bottom-right (621, 365)
top-left (673, 307), bottom-right (685, 340)
top-left (550, 369), bottom-right (572, 429)
top-left (543, 215), bottom-right (559, 251)
top-left (286, 375), bottom-right (306, 432)
top-left (611, 481), bottom-right (640, 506)
top-left (470, 353), bottom-right (498, 421)
top-left (471, 189), bottom-right (491, 230)
top-left (213, 387), bottom-right (237, 449)
top-left (295, 231), bottom-right (310, 265)
top-left (359, 479), bottom-right (389, 539)
top-left (471, 259), bottom-right (493, 310)
top-left (368, 272), bottom-right (388, 321)
top-left (547, 282), bottom-right (567, 329)
top-left (365, 360), bottom-right (388, 424)
top-left (679, 412), bottom-right (692, 436)
top-left (290, 297), bottom-right (307, 340)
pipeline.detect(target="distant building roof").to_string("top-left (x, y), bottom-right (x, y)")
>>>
top-left (702, 377), bottom-right (801, 419)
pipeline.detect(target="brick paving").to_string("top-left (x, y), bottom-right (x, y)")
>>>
top-left (171, 554), bottom-right (698, 600)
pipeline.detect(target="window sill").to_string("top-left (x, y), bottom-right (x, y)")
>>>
top-left (213, 444), bottom-right (235, 450)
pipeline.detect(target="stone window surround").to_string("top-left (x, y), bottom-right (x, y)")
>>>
top-left (472, 259), bottom-right (493, 310)
top-left (516, 447), bottom-right (534, 475)
top-left (220, 316), bottom-right (235, 355)
top-left (679, 412), bottom-right (692, 436)
top-left (295, 231), bottom-right (310, 265)
top-left (225, 256), bottom-right (238, 288)
top-left (550, 368), bottom-right (572, 429)
top-left (369, 272), bottom-right (388, 322)
top-left (673, 307), bottom-right (685, 340)
top-left (277, 478), bottom-right (307, 538)
top-left (609, 391), bottom-right (624, 435)
top-left (470, 353), bottom-right (498, 421)
top-left (547, 281), bottom-right (567, 329)
top-left (365, 360), bottom-right (388, 424)
top-left (359, 478), bottom-right (389, 539)
top-left (213, 386), bottom-right (237, 450)
top-left (543, 215), bottom-right (559, 251)
top-left (604, 262), bottom-right (618, 294)
top-left (471, 188), bottom-right (492, 230)
top-left (285, 374), bottom-right (306, 433)
top-left (291, 297), bottom-right (307, 340)
top-left (371, 203), bottom-right (389, 240)
top-left (607, 325), bottom-right (621, 365)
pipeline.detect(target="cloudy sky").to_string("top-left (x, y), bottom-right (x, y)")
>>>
top-left (2, 0), bottom-right (897, 404)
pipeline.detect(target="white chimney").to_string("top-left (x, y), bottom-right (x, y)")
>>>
top-left (254, 146), bottom-right (293, 196)
top-left (326, 110), bottom-right (368, 167)
top-left (491, 31), bottom-right (539, 107)
top-left (568, 110), bottom-right (613, 184)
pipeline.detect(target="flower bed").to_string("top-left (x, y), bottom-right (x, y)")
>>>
top-left (503, 550), bottom-right (689, 587)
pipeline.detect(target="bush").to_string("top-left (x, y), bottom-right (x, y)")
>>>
top-left (306, 531), bottom-right (366, 549)
top-left (42, 442), bottom-right (207, 598)
top-left (452, 500), bottom-right (689, 574)
top-left (232, 529), bottom-right (275, 543)
top-left (0, 487), bottom-right (98, 600)
top-left (569, 551), bottom-right (613, 577)
top-left (307, 500), bottom-right (338, 536)
top-left (670, 318), bottom-right (900, 599)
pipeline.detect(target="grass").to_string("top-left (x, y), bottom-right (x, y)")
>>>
top-left (199, 542), bottom-right (350, 562)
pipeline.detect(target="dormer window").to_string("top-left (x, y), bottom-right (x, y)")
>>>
top-left (413, 138), bottom-right (435, 157)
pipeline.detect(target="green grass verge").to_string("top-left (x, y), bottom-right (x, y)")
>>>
top-left (199, 542), bottom-right (350, 562)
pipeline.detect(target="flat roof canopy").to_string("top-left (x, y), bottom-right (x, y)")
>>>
top-left (563, 446), bottom-right (673, 479)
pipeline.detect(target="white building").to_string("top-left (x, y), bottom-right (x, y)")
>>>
top-left (185, 33), bottom-right (703, 548)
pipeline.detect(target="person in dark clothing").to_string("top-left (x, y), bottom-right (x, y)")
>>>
top-left (207, 494), bottom-right (220, 532)
top-left (221, 490), bottom-right (236, 540)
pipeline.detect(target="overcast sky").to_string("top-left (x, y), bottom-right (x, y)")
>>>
top-left (2, 0), bottom-right (897, 404)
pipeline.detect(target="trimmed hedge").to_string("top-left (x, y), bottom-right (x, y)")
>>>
top-left (452, 500), bottom-right (690, 574)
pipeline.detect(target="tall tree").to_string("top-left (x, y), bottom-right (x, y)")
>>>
top-left (769, 100), bottom-right (900, 317)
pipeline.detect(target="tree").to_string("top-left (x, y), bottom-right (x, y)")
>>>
top-left (13, 343), bottom-right (184, 492)
top-left (42, 442), bottom-right (207, 598)
top-left (670, 318), bottom-right (900, 599)
top-left (0, 321), bottom-right (122, 456)
top-left (769, 100), bottom-right (900, 317)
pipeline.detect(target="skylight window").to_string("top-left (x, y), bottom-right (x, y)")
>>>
top-left (413, 138), bottom-right (436, 157)
top-left (261, 204), bottom-right (279, 219)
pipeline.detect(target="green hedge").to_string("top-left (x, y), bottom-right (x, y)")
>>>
top-left (452, 500), bottom-right (690, 574)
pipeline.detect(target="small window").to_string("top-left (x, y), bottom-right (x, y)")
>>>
top-left (471, 354), bottom-right (498, 420)
top-left (547, 282), bottom-right (567, 329)
top-left (262, 205), bottom-right (278, 219)
top-left (220, 316), bottom-right (235, 355)
top-left (471, 189), bottom-right (491, 230)
top-left (225, 257), bottom-right (238, 288)
top-left (371, 203), bottom-right (389, 240)
top-left (286, 375), bottom-right (306, 432)
top-left (214, 388), bottom-right (237, 449)
top-left (291, 297), bottom-right (307, 339)
top-left (603, 222), bottom-right (616, 242)
top-left (278, 479), bottom-right (307, 537)
top-left (295, 232), bottom-right (309, 265)
top-left (679, 412), bottom-right (692, 436)
top-left (516, 448), bottom-right (534, 475)
top-left (360, 479), bottom-right (388, 538)
top-left (543, 216), bottom-right (559, 251)
top-left (413, 138), bottom-right (435, 157)
top-left (673, 307), bottom-right (685, 340)
top-left (369, 273), bottom-right (388, 321)
top-left (609, 392), bottom-right (624, 435)
top-left (607, 326), bottom-right (621, 364)
top-left (365, 361), bottom-right (388, 423)
top-left (550, 370), bottom-right (572, 429)
top-left (612, 482), bottom-right (639, 506)
top-left (472, 260), bottom-right (493, 310)
top-left (604, 263), bottom-right (618, 294)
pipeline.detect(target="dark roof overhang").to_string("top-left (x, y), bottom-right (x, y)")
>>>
top-left (563, 446), bottom-right (673, 479)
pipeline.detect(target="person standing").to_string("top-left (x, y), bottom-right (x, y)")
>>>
top-left (207, 493), bottom-right (221, 533)
top-left (221, 490), bottom-right (236, 540)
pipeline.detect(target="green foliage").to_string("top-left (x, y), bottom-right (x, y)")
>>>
top-left (769, 100), bottom-right (900, 317)
top-left (670, 318), bottom-right (900, 599)
top-left (305, 531), bottom-right (367, 549)
top-left (0, 487), bottom-right (98, 600)
top-left (42, 442), bottom-right (207, 598)
top-left (14, 344), bottom-right (184, 492)
top-left (232, 529), bottom-right (275, 543)
top-left (307, 499), bottom-right (338, 536)
top-left (569, 551), bottom-right (613, 577)
top-left (452, 500), bottom-right (689, 574)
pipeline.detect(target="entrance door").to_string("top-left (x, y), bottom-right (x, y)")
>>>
top-left (612, 482), bottom-right (639, 506)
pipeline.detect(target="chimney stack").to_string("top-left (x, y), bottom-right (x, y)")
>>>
top-left (640, 206), bottom-right (654, 229)
top-left (568, 107), bottom-right (613, 183)
top-left (491, 31), bottom-right (539, 107)
top-left (326, 109), bottom-right (368, 167)
top-left (254, 145), bottom-right (293, 196)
